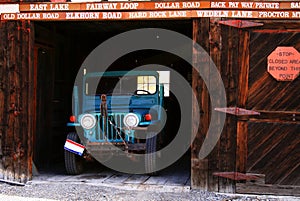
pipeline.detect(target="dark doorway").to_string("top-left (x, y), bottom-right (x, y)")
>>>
top-left (33, 20), bottom-right (193, 182)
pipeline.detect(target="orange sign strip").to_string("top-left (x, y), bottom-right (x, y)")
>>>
top-left (2, 10), bottom-right (300, 21)
top-left (19, 2), bottom-right (208, 12)
top-left (18, 1), bottom-right (300, 12)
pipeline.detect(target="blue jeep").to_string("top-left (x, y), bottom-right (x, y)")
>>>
top-left (64, 71), bottom-right (165, 174)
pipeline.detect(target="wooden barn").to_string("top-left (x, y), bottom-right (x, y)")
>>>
top-left (0, 0), bottom-right (299, 196)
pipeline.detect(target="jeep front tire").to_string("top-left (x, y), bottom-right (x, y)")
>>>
top-left (64, 132), bottom-right (84, 175)
top-left (145, 132), bottom-right (158, 175)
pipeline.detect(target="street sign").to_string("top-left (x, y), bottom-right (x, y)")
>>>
top-left (267, 47), bottom-right (300, 81)
top-left (2, 1), bottom-right (300, 21)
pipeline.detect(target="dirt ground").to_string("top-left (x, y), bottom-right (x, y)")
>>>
top-left (0, 158), bottom-right (299, 201)
top-left (1, 181), bottom-right (300, 201)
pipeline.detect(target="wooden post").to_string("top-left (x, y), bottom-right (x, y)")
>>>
top-left (218, 25), bottom-right (250, 192)
top-left (192, 18), bottom-right (239, 193)
top-left (207, 19), bottom-right (223, 192)
top-left (0, 21), bottom-right (34, 184)
top-left (191, 18), bottom-right (210, 190)
top-left (236, 30), bottom-right (250, 173)
top-left (218, 24), bottom-right (240, 193)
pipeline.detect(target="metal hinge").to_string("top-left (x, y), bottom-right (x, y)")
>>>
top-left (219, 20), bottom-right (263, 28)
top-left (215, 107), bottom-right (260, 116)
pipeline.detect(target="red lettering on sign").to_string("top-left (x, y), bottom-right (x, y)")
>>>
top-left (267, 47), bottom-right (300, 81)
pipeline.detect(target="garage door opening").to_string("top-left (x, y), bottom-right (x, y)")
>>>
top-left (33, 20), bottom-right (193, 186)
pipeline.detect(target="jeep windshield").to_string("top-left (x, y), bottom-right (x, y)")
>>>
top-left (85, 74), bottom-right (157, 96)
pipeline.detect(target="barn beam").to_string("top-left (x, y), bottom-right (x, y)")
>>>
top-left (236, 30), bottom-right (250, 173)
top-left (0, 20), bottom-right (34, 184)
top-left (192, 18), bottom-right (234, 192)
top-left (213, 23), bottom-right (250, 192)
top-left (191, 18), bottom-right (210, 191)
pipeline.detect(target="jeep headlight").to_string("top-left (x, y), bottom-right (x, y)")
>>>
top-left (123, 113), bottom-right (139, 128)
top-left (80, 114), bottom-right (96, 130)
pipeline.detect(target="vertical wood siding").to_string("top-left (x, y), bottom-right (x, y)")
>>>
top-left (192, 20), bottom-right (250, 193)
top-left (192, 18), bottom-right (211, 191)
top-left (0, 21), bottom-right (34, 184)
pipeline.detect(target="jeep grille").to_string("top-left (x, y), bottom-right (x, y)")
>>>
top-left (95, 113), bottom-right (134, 143)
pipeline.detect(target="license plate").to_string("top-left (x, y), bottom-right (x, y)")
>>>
top-left (64, 139), bottom-right (85, 156)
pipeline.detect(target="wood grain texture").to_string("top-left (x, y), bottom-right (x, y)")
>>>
top-left (248, 32), bottom-right (300, 111)
top-left (246, 31), bottom-right (300, 186)
top-left (218, 24), bottom-right (241, 193)
top-left (237, 183), bottom-right (300, 196)
top-left (236, 30), bottom-right (250, 174)
top-left (0, 21), bottom-right (34, 183)
top-left (193, 22), bottom-right (249, 193)
top-left (191, 18), bottom-right (210, 190)
top-left (247, 122), bottom-right (300, 185)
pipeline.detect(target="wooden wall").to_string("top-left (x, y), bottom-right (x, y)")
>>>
top-left (247, 123), bottom-right (300, 185)
top-left (192, 20), bottom-right (299, 195)
top-left (0, 21), bottom-right (34, 184)
top-left (246, 31), bottom-right (300, 186)
top-left (0, 17), bottom-right (298, 193)
top-left (192, 19), bottom-right (250, 193)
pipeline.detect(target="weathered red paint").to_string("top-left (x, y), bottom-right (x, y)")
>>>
top-left (213, 172), bottom-right (260, 181)
top-left (215, 107), bottom-right (260, 116)
top-left (219, 20), bottom-right (263, 28)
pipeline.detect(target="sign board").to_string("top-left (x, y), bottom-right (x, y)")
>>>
top-left (1, 1), bottom-right (300, 21)
top-left (0, 4), bottom-right (19, 14)
top-left (16, 2), bottom-right (300, 12)
top-left (267, 47), bottom-right (300, 81)
top-left (2, 10), bottom-right (300, 21)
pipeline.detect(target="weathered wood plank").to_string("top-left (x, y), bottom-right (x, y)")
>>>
top-left (237, 30), bottom-right (250, 109)
top-left (218, 24), bottom-right (239, 193)
top-left (236, 121), bottom-right (248, 173)
top-left (191, 18), bottom-right (210, 190)
top-left (213, 172), bottom-right (264, 181)
top-left (0, 21), bottom-right (34, 184)
top-left (124, 175), bottom-right (149, 184)
top-left (103, 173), bottom-right (131, 184)
top-left (192, 19), bottom-right (248, 193)
top-left (249, 110), bottom-right (300, 123)
top-left (247, 31), bottom-right (300, 188)
top-left (236, 28), bottom-right (250, 174)
top-left (191, 158), bottom-right (208, 190)
top-left (236, 183), bottom-right (300, 196)
top-left (165, 175), bottom-right (190, 186)
top-left (143, 175), bottom-right (168, 185)
top-left (248, 32), bottom-right (300, 111)
top-left (247, 122), bottom-right (300, 185)
top-left (207, 18), bottom-right (222, 192)
top-left (0, 21), bottom-right (8, 180)
top-left (27, 25), bottom-right (35, 180)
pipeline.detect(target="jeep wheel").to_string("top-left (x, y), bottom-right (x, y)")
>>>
top-left (145, 132), bottom-right (158, 175)
top-left (64, 132), bottom-right (84, 175)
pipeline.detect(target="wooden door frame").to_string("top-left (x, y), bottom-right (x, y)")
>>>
top-left (191, 18), bottom-right (251, 192)
top-left (0, 20), bottom-right (35, 184)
